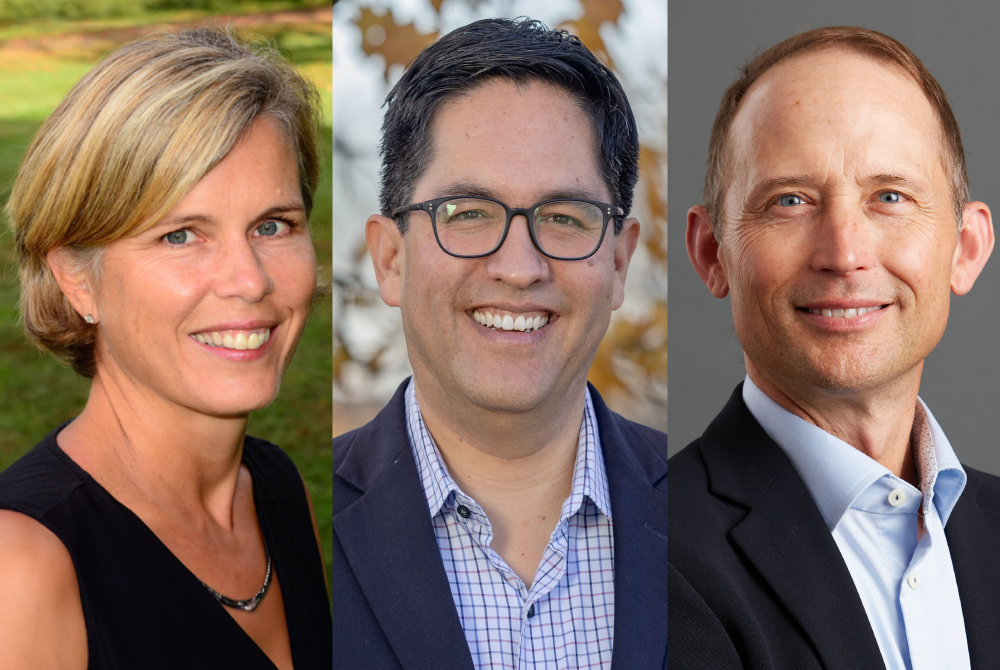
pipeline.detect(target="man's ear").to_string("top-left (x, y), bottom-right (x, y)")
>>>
top-left (686, 205), bottom-right (730, 298)
top-left (952, 200), bottom-right (995, 295)
top-left (46, 248), bottom-right (98, 320)
top-left (366, 214), bottom-right (405, 307)
top-left (610, 217), bottom-right (640, 310)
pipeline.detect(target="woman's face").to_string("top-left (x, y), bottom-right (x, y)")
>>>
top-left (91, 117), bottom-right (316, 416)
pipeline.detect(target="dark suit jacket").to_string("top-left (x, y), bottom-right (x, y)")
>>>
top-left (330, 379), bottom-right (668, 669)
top-left (668, 383), bottom-right (1000, 669)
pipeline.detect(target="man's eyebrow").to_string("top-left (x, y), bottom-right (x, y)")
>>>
top-left (862, 173), bottom-right (931, 192)
top-left (744, 175), bottom-right (813, 206)
top-left (432, 182), bottom-right (608, 204)
top-left (744, 173), bottom-right (932, 206)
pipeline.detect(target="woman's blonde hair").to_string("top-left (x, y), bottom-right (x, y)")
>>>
top-left (6, 27), bottom-right (323, 378)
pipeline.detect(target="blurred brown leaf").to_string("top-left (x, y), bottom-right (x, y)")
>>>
top-left (581, 0), bottom-right (625, 24)
top-left (560, 0), bottom-right (624, 67)
top-left (588, 301), bottom-right (669, 396)
top-left (333, 339), bottom-right (352, 379)
top-left (639, 146), bottom-right (667, 265)
top-left (428, 0), bottom-right (485, 10)
top-left (354, 8), bottom-right (438, 79)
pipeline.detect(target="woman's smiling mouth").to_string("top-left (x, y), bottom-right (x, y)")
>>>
top-left (190, 327), bottom-right (272, 350)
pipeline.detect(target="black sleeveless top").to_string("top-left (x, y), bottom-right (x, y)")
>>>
top-left (0, 425), bottom-right (332, 669)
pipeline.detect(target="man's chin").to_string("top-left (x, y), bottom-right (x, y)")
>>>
top-left (461, 378), bottom-right (559, 415)
top-left (768, 353), bottom-right (911, 398)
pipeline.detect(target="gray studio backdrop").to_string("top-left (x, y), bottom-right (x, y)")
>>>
top-left (669, 0), bottom-right (1000, 475)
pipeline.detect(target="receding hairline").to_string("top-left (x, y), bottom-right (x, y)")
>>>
top-left (718, 44), bottom-right (956, 229)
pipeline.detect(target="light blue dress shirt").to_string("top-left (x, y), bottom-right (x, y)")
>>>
top-left (742, 376), bottom-right (970, 670)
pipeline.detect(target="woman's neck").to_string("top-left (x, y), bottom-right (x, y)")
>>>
top-left (57, 370), bottom-right (249, 531)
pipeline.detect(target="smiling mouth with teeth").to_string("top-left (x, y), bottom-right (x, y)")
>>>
top-left (191, 328), bottom-right (271, 351)
top-left (473, 310), bottom-right (550, 332)
top-left (803, 305), bottom-right (887, 318)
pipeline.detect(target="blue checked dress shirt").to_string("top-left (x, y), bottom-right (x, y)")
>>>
top-left (743, 376), bottom-right (970, 670)
top-left (404, 380), bottom-right (614, 669)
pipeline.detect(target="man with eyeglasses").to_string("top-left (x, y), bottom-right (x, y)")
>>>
top-left (331, 17), bottom-right (668, 669)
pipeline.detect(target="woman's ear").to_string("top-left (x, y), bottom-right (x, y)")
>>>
top-left (46, 248), bottom-right (98, 323)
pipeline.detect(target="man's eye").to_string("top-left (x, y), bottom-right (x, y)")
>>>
top-left (544, 214), bottom-right (582, 227)
top-left (879, 191), bottom-right (902, 204)
top-left (255, 220), bottom-right (289, 237)
top-left (778, 195), bottom-right (803, 207)
top-left (164, 229), bottom-right (195, 245)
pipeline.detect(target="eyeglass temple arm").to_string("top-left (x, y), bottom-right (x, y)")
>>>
top-left (391, 202), bottom-right (431, 217)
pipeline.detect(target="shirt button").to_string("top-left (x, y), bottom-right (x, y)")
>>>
top-left (457, 505), bottom-right (471, 519)
top-left (888, 489), bottom-right (907, 507)
top-left (907, 572), bottom-right (920, 590)
top-left (527, 603), bottom-right (535, 618)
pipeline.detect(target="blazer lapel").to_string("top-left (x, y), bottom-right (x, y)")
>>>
top-left (945, 468), bottom-right (1000, 667)
top-left (589, 387), bottom-right (670, 669)
top-left (702, 386), bottom-right (884, 670)
top-left (332, 381), bottom-right (475, 670)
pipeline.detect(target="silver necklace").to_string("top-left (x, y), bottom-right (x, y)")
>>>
top-left (200, 545), bottom-right (272, 612)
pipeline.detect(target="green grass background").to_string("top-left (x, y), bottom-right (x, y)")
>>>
top-left (0, 6), bottom-right (333, 596)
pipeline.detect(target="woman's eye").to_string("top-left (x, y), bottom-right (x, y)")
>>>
top-left (778, 195), bottom-right (803, 207)
top-left (254, 220), bottom-right (289, 237)
top-left (879, 191), bottom-right (902, 204)
top-left (164, 229), bottom-right (195, 245)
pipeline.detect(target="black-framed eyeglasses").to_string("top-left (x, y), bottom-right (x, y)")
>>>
top-left (392, 196), bottom-right (624, 261)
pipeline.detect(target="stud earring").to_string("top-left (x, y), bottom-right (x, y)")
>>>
top-left (84, 314), bottom-right (95, 324)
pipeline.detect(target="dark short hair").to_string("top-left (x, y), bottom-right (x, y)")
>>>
top-left (379, 17), bottom-right (638, 235)
top-left (705, 26), bottom-right (968, 235)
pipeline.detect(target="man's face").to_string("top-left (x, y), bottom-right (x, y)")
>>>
top-left (376, 79), bottom-right (637, 414)
top-left (718, 49), bottom-right (965, 394)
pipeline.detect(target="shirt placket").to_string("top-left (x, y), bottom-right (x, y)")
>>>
top-left (516, 517), bottom-right (571, 670)
top-left (901, 501), bottom-right (971, 670)
top-left (451, 491), bottom-right (525, 668)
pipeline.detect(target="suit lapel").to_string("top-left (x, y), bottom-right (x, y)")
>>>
top-left (332, 381), bottom-right (475, 670)
top-left (703, 386), bottom-right (884, 670)
top-left (945, 468), bottom-right (1000, 666)
top-left (589, 388), bottom-right (670, 669)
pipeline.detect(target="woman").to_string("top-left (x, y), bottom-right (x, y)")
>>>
top-left (0, 28), bottom-right (331, 669)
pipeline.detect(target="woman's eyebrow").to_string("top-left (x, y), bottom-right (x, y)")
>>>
top-left (154, 202), bottom-right (306, 229)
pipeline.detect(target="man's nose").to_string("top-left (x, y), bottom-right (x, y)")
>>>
top-left (809, 200), bottom-right (876, 275)
top-left (214, 236), bottom-right (275, 302)
top-left (485, 213), bottom-right (550, 288)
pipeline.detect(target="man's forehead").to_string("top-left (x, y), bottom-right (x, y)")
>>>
top-left (725, 48), bottom-right (946, 193)
top-left (413, 79), bottom-right (611, 201)
top-left (735, 48), bottom-right (931, 136)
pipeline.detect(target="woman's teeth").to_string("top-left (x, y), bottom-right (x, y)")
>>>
top-left (472, 310), bottom-right (549, 332)
top-left (191, 329), bottom-right (271, 350)
top-left (806, 306), bottom-right (886, 318)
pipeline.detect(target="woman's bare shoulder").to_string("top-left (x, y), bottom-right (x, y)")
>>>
top-left (0, 510), bottom-right (87, 670)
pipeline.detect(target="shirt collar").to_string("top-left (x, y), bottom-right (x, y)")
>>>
top-left (404, 379), bottom-right (612, 522)
top-left (742, 375), bottom-right (966, 529)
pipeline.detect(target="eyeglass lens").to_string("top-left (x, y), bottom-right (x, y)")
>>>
top-left (434, 197), bottom-right (605, 258)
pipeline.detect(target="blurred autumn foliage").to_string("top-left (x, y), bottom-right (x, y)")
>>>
top-left (333, 0), bottom-right (667, 432)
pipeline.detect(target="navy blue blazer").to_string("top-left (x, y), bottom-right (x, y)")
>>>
top-left (331, 379), bottom-right (668, 669)
top-left (668, 384), bottom-right (1000, 669)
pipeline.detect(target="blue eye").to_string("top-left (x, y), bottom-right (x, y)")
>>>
top-left (164, 229), bottom-right (195, 245)
top-left (879, 192), bottom-right (902, 204)
top-left (254, 220), bottom-right (288, 237)
top-left (779, 195), bottom-right (803, 207)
